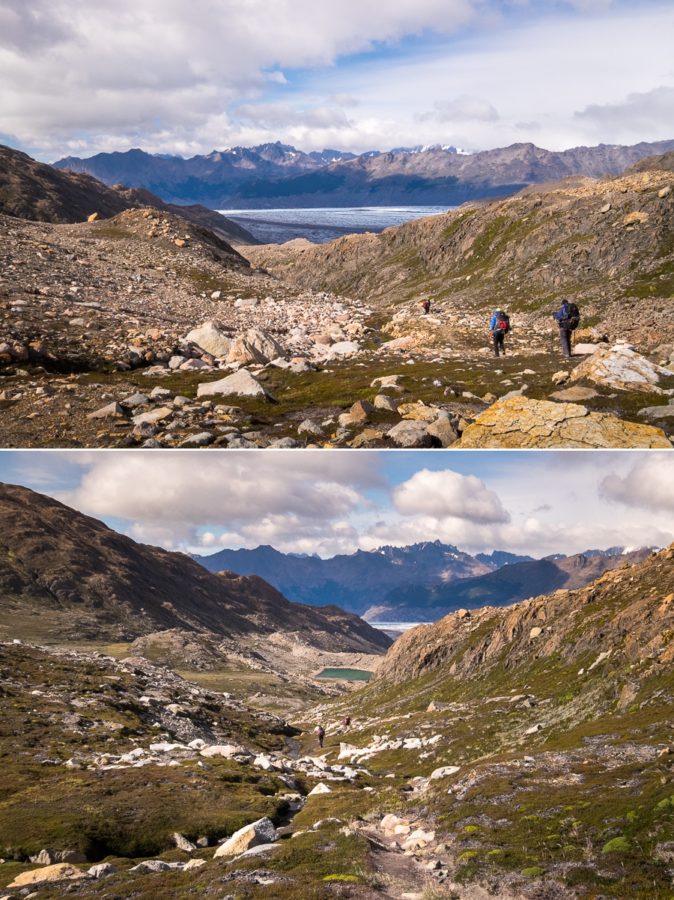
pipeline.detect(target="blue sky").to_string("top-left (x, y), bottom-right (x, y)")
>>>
top-left (1, 450), bottom-right (672, 559)
top-left (1, 0), bottom-right (672, 159)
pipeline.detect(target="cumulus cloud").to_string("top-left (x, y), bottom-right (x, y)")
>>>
top-left (0, 0), bottom-right (477, 156)
top-left (1, 0), bottom-right (670, 157)
top-left (394, 469), bottom-right (510, 523)
top-left (3, 450), bottom-right (673, 562)
top-left (56, 451), bottom-right (381, 553)
top-left (600, 456), bottom-right (674, 514)
top-left (235, 102), bottom-right (352, 130)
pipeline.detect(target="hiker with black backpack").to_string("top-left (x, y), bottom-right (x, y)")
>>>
top-left (553, 299), bottom-right (580, 358)
top-left (490, 307), bottom-right (510, 357)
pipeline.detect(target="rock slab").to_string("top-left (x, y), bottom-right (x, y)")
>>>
top-left (197, 369), bottom-right (273, 400)
top-left (457, 397), bottom-right (671, 449)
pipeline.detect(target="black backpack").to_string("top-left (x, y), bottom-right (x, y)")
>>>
top-left (566, 303), bottom-right (580, 331)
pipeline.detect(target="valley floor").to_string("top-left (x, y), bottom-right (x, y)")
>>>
top-left (1, 195), bottom-right (673, 449)
top-left (2, 597), bottom-right (674, 900)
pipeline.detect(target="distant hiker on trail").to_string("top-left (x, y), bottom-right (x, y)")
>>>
top-left (490, 307), bottom-right (510, 357)
top-left (314, 725), bottom-right (325, 749)
top-left (421, 299), bottom-right (431, 315)
top-left (342, 715), bottom-right (351, 729)
top-left (553, 299), bottom-right (580, 358)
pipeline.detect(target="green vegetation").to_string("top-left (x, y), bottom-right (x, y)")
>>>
top-left (627, 259), bottom-right (674, 299)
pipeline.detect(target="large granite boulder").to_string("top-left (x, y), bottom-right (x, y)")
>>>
top-left (387, 420), bottom-right (435, 448)
top-left (569, 344), bottom-right (673, 393)
top-left (456, 397), bottom-right (671, 448)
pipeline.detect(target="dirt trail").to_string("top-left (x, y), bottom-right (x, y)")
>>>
top-left (360, 826), bottom-right (436, 898)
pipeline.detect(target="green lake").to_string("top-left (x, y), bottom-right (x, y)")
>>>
top-left (316, 668), bottom-right (373, 682)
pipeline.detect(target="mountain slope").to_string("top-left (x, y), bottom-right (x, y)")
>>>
top-left (194, 541), bottom-right (492, 614)
top-left (0, 483), bottom-right (390, 653)
top-left (54, 139), bottom-right (674, 208)
top-left (247, 164), bottom-right (674, 349)
top-left (301, 544), bottom-right (674, 896)
top-left (377, 548), bottom-right (653, 620)
top-left (377, 545), bottom-right (672, 684)
top-left (195, 543), bottom-right (647, 621)
top-left (629, 149), bottom-right (674, 173)
top-left (0, 144), bottom-right (256, 244)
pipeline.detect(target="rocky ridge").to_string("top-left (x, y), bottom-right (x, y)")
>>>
top-left (0, 483), bottom-right (391, 657)
top-left (246, 167), bottom-right (674, 352)
top-left (54, 138), bottom-right (674, 208)
top-left (0, 143), bottom-right (255, 244)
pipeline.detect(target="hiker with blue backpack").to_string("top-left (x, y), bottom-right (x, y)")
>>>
top-left (553, 299), bottom-right (581, 358)
top-left (490, 308), bottom-right (510, 357)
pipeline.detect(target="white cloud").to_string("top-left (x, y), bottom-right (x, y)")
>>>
top-left (56, 451), bottom-right (381, 553)
top-left (574, 86), bottom-right (674, 143)
top-left (420, 95), bottom-right (500, 123)
top-left (394, 469), bottom-right (510, 523)
top-left (0, 0), bottom-right (670, 157)
top-left (4, 449), bottom-right (673, 562)
top-left (600, 456), bottom-right (674, 513)
top-left (0, 0), bottom-right (478, 157)
top-left (285, 3), bottom-right (674, 153)
top-left (235, 102), bottom-right (353, 130)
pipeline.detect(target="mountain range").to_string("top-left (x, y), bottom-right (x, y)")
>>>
top-left (0, 483), bottom-right (389, 654)
top-left (194, 541), bottom-right (649, 621)
top-left (53, 138), bottom-right (674, 209)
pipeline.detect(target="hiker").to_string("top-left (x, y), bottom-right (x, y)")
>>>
top-left (490, 307), bottom-right (510, 357)
top-left (314, 724), bottom-right (325, 749)
top-left (421, 298), bottom-right (431, 315)
top-left (553, 299), bottom-right (580, 358)
top-left (342, 715), bottom-right (351, 729)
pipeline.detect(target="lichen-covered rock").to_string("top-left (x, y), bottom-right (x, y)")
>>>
top-left (9, 863), bottom-right (88, 888)
top-left (456, 397), bottom-right (670, 448)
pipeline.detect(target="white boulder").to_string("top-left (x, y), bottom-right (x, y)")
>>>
top-left (227, 328), bottom-right (284, 365)
top-left (213, 817), bottom-right (278, 858)
top-left (197, 369), bottom-right (273, 400)
top-left (185, 322), bottom-right (232, 358)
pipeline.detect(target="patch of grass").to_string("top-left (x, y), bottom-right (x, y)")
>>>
top-left (626, 260), bottom-right (674, 299)
top-left (602, 835), bottom-right (631, 854)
